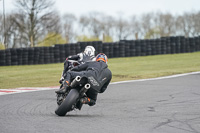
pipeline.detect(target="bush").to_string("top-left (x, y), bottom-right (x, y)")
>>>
top-left (0, 44), bottom-right (5, 50)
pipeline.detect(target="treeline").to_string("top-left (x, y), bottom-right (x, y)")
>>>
top-left (0, 0), bottom-right (200, 49)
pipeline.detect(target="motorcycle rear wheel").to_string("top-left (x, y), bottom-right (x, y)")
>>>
top-left (55, 89), bottom-right (79, 116)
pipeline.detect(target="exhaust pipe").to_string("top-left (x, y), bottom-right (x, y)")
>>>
top-left (70, 76), bottom-right (81, 87)
top-left (75, 76), bottom-right (81, 82)
top-left (84, 83), bottom-right (91, 90)
top-left (80, 83), bottom-right (91, 96)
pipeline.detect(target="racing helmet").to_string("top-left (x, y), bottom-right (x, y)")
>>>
top-left (84, 46), bottom-right (95, 56)
top-left (96, 53), bottom-right (108, 64)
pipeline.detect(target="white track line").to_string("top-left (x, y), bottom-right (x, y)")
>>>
top-left (0, 86), bottom-right (58, 96)
top-left (111, 71), bottom-right (200, 85)
top-left (0, 71), bottom-right (200, 96)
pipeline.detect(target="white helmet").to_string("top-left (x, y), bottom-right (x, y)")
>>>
top-left (84, 46), bottom-right (95, 56)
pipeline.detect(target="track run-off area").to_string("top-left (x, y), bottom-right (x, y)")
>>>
top-left (0, 72), bottom-right (200, 133)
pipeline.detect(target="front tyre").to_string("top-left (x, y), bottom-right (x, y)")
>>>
top-left (55, 89), bottom-right (79, 116)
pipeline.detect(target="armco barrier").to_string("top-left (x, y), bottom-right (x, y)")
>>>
top-left (0, 36), bottom-right (200, 66)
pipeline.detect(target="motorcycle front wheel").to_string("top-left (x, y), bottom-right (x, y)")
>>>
top-left (55, 89), bottom-right (79, 116)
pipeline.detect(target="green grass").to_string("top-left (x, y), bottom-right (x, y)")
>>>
top-left (110, 52), bottom-right (200, 82)
top-left (0, 52), bottom-right (200, 89)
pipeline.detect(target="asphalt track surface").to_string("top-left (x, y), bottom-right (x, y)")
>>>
top-left (0, 73), bottom-right (200, 133)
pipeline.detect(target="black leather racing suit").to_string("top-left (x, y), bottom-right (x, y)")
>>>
top-left (64, 61), bottom-right (112, 105)
top-left (62, 53), bottom-right (95, 77)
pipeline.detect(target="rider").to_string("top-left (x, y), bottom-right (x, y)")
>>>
top-left (60, 46), bottom-right (96, 83)
top-left (55, 53), bottom-right (112, 106)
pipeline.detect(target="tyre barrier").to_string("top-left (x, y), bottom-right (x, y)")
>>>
top-left (0, 36), bottom-right (200, 66)
top-left (0, 50), bottom-right (6, 66)
top-left (5, 49), bottom-right (11, 66)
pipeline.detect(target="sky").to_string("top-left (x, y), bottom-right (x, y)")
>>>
top-left (0, 0), bottom-right (200, 18)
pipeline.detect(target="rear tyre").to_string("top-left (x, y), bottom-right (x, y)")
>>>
top-left (55, 89), bottom-right (79, 116)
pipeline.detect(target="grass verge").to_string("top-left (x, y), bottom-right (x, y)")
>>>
top-left (0, 52), bottom-right (200, 89)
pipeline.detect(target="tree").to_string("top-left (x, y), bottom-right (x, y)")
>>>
top-left (103, 34), bottom-right (113, 42)
top-left (0, 43), bottom-right (5, 50)
top-left (190, 11), bottom-right (200, 36)
top-left (140, 13), bottom-right (154, 39)
top-left (14, 0), bottom-right (61, 47)
top-left (157, 13), bottom-right (175, 37)
top-left (0, 14), bottom-right (3, 46)
top-left (62, 13), bottom-right (77, 43)
top-left (175, 15), bottom-right (185, 36)
top-left (37, 33), bottom-right (66, 46)
top-left (144, 27), bottom-right (160, 39)
top-left (114, 13), bottom-right (131, 41)
top-left (130, 15), bottom-right (140, 39)
top-left (79, 12), bottom-right (104, 39)
top-left (76, 35), bottom-right (100, 42)
top-left (176, 12), bottom-right (194, 37)
top-left (99, 14), bottom-right (115, 39)
top-left (0, 13), bottom-right (22, 48)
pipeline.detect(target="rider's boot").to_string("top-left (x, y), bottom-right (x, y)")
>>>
top-left (80, 97), bottom-right (96, 106)
top-left (76, 101), bottom-right (83, 110)
top-left (55, 80), bottom-right (70, 94)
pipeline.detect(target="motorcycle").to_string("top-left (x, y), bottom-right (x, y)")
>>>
top-left (55, 59), bottom-right (91, 116)
top-left (55, 75), bottom-right (91, 116)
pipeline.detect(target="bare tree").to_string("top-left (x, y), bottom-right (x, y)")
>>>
top-left (79, 15), bottom-right (90, 34)
top-left (190, 12), bottom-right (200, 36)
top-left (0, 13), bottom-right (20, 48)
top-left (62, 13), bottom-right (77, 43)
top-left (175, 15), bottom-right (185, 36)
top-left (130, 15), bottom-right (141, 39)
top-left (79, 12), bottom-right (104, 39)
top-left (140, 13), bottom-right (153, 39)
top-left (100, 14), bottom-right (115, 37)
top-left (114, 13), bottom-right (131, 40)
top-left (14, 0), bottom-right (60, 47)
top-left (158, 13), bottom-right (176, 37)
top-left (0, 14), bottom-right (3, 45)
top-left (176, 13), bottom-right (194, 37)
top-left (194, 11), bottom-right (200, 36)
top-left (90, 12), bottom-right (105, 38)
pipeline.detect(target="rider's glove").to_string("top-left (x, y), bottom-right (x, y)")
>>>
top-left (59, 76), bottom-right (64, 84)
